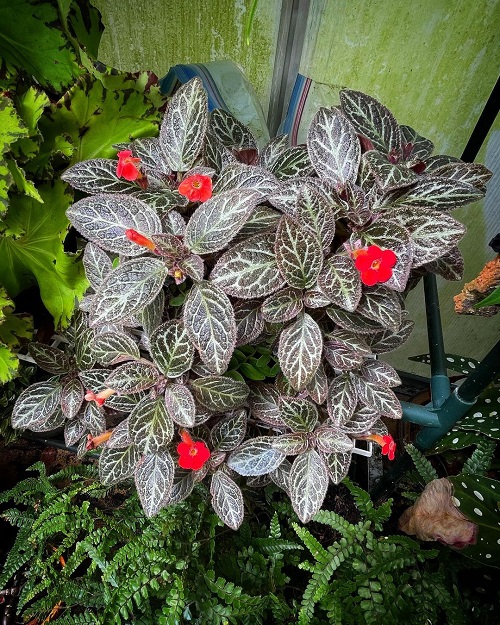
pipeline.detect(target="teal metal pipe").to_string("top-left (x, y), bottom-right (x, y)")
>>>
top-left (400, 401), bottom-right (440, 427)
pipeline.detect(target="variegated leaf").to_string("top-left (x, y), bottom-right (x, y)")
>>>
top-left (303, 288), bottom-right (331, 309)
top-left (204, 127), bottom-right (237, 172)
top-left (64, 418), bottom-right (87, 447)
top-left (307, 107), bottom-right (360, 185)
top-left (134, 190), bottom-right (186, 212)
top-left (211, 233), bottom-right (286, 299)
top-left (425, 154), bottom-right (462, 170)
top-left (290, 449), bottom-right (329, 523)
top-left (106, 392), bottom-right (144, 413)
top-left (390, 177), bottom-right (483, 210)
top-left (161, 209), bottom-right (187, 236)
top-left (210, 470), bottom-right (245, 530)
top-left (340, 404), bottom-right (380, 436)
top-left (324, 450), bottom-right (352, 484)
top-left (213, 163), bottom-right (279, 198)
top-left (279, 397), bottom-right (318, 433)
top-left (227, 436), bottom-right (285, 476)
top-left (326, 374), bottom-right (357, 426)
top-left (99, 445), bottom-right (141, 485)
top-left (178, 254), bottom-right (205, 281)
top-left (12, 381), bottom-right (61, 429)
top-left (278, 313), bottom-right (322, 391)
top-left (400, 125), bottom-right (434, 163)
top-left (270, 458), bottom-right (291, 495)
top-left (91, 332), bottom-right (140, 366)
top-left (429, 161), bottom-right (492, 189)
top-left (150, 320), bottom-right (194, 378)
top-left (363, 151), bottom-right (417, 191)
top-left (62, 159), bottom-right (136, 194)
top-left (90, 258), bottom-right (168, 326)
top-left (340, 89), bottom-right (402, 155)
top-left (354, 377), bottom-right (402, 419)
top-left (423, 245), bottom-right (464, 281)
top-left (360, 360), bottom-right (401, 388)
top-left (160, 77), bottom-right (208, 172)
top-left (357, 286), bottom-right (402, 331)
top-left (385, 207), bottom-right (466, 266)
top-left (259, 134), bottom-right (289, 168)
top-left (183, 281), bottom-right (236, 373)
top-left (150, 233), bottom-right (188, 259)
top-left (135, 451), bottom-right (175, 517)
top-left (67, 194), bottom-right (162, 256)
top-left (296, 183), bottom-right (336, 250)
top-left (342, 180), bottom-right (372, 226)
top-left (185, 189), bottom-right (262, 254)
top-left (269, 146), bottom-right (315, 180)
top-left (248, 383), bottom-right (283, 426)
top-left (166, 469), bottom-right (195, 505)
top-left (190, 376), bottom-right (249, 412)
top-left (323, 341), bottom-right (364, 371)
top-left (314, 426), bottom-right (354, 454)
top-left (261, 288), bottom-right (303, 323)
top-left (210, 410), bottom-right (247, 451)
top-left (33, 407), bottom-right (67, 432)
top-left (210, 108), bottom-right (257, 149)
top-left (235, 206), bottom-right (281, 243)
top-left (164, 383), bottom-right (196, 427)
top-left (78, 368), bottom-right (108, 392)
top-left (328, 329), bottom-right (372, 355)
top-left (28, 343), bottom-right (70, 375)
top-left (271, 433), bottom-right (309, 455)
top-left (326, 305), bottom-right (385, 334)
top-left (367, 317), bottom-right (415, 354)
top-left (133, 137), bottom-right (170, 176)
top-left (61, 377), bottom-right (84, 420)
top-left (306, 363), bottom-right (329, 405)
top-left (83, 401), bottom-right (106, 435)
top-left (128, 396), bottom-right (174, 454)
top-left (139, 289), bottom-right (165, 337)
top-left (357, 222), bottom-right (413, 292)
top-left (275, 216), bottom-right (323, 289)
top-left (107, 418), bottom-right (132, 449)
top-left (234, 300), bottom-right (265, 347)
top-left (317, 255), bottom-right (362, 312)
top-left (269, 178), bottom-right (316, 215)
top-left (83, 243), bottom-right (113, 290)
top-left (105, 361), bottom-right (160, 394)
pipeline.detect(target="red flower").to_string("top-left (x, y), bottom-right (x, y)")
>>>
top-left (381, 435), bottom-right (397, 461)
top-left (178, 174), bottom-right (212, 202)
top-left (116, 150), bottom-right (141, 181)
top-left (177, 430), bottom-right (211, 470)
top-left (125, 229), bottom-right (156, 251)
top-left (84, 388), bottom-right (116, 407)
top-left (353, 245), bottom-right (397, 286)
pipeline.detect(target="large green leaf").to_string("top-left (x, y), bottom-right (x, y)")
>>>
top-left (0, 96), bottom-right (28, 214)
top-left (0, 287), bottom-right (32, 383)
top-left (0, 0), bottom-right (81, 91)
top-left (0, 181), bottom-right (88, 327)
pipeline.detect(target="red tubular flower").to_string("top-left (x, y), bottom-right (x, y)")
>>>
top-left (177, 429), bottom-right (211, 470)
top-left (353, 245), bottom-right (397, 286)
top-left (116, 150), bottom-right (141, 181)
top-left (125, 229), bottom-right (156, 251)
top-left (84, 388), bottom-right (116, 407)
top-left (360, 433), bottom-right (397, 460)
top-left (178, 174), bottom-right (212, 202)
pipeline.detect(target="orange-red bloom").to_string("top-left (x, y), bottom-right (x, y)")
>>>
top-left (177, 429), bottom-right (211, 470)
top-left (125, 229), bottom-right (156, 251)
top-left (116, 150), bottom-right (141, 181)
top-left (178, 174), bottom-right (212, 202)
top-left (353, 245), bottom-right (397, 286)
top-left (84, 388), bottom-right (116, 407)
top-left (361, 433), bottom-right (397, 460)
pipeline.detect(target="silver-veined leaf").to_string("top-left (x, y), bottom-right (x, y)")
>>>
top-left (105, 361), bottom-right (160, 394)
top-left (275, 216), bottom-right (323, 289)
top-left (67, 194), bottom-right (162, 256)
top-left (106, 418), bottom-right (132, 449)
top-left (326, 305), bottom-right (385, 334)
top-left (429, 161), bottom-right (492, 189)
top-left (248, 383), bottom-right (283, 426)
top-left (357, 286), bottom-right (402, 332)
top-left (400, 125), bottom-right (434, 163)
top-left (317, 255), bottom-right (362, 312)
top-left (185, 189), bottom-right (262, 254)
top-left (183, 281), bottom-right (236, 374)
top-left (326, 374), bottom-right (357, 426)
top-left (354, 377), bottom-right (402, 419)
top-left (234, 300), bottom-right (265, 347)
top-left (82, 401), bottom-right (106, 435)
top-left (210, 470), bottom-right (245, 530)
top-left (61, 377), bottom-right (84, 420)
top-left (279, 397), bottom-right (318, 433)
top-left (340, 404), bottom-right (380, 436)
top-left (129, 396), bottom-right (174, 454)
top-left (164, 383), bottom-right (196, 427)
top-left (271, 433), bottom-right (309, 455)
top-left (28, 343), bottom-right (70, 375)
top-left (135, 451), bottom-right (175, 517)
top-left (12, 381), bottom-right (62, 429)
top-left (367, 317), bottom-right (415, 354)
top-left (210, 410), bottom-right (247, 451)
top-left (227, 436), bottom-right (285, 476)
top-left (423, 246), bottom-right (464, 281)
top-left (64, 418), bottom-right (87, 447)
top-left (360, 360), bottom-right (401, 388)
top-left (178, 254), bottom-right (205, 282)
top-left (270, 458), bottom-right (291, 495)
top-left (132, 137), bottom-right (170, 176)
top-left (62, 158), bottom-right (136, 194)
top-left (269, 146), bottom-right (315, 180)
top-left (159, 77), bottom-right (208, 172)
top-left (390, 177), bottom-right (483, 210)
top-left (307, 107), bottom-right (360, 185)
top-left (190, 376), bottom-right (249, 412)
top-left (75, 328), bottom-right (95, 371)
top-left (323, 340), bottom-right (364, 371)
top-left (213, 163), bottom-right (279, 198)
top-left (296, 183), bottom-right (336, 250)
top-left (363, 151), bottom-right (417, 191)
top-left (278, 313), bottom-right (322, 391)
top-left (234, 205), bottom-right (281, 243)
top-left (210, 108), bottom-right (257, 149)
top-left (324, 450), bottom-right (352, 484)
top-left (289, 449), bottom-right (329, 523)
top-left (139, 289), bottom-right (166, 337)
top-left (99, 445), bottom-right (141, 486)
top-left (83, 242), bottom-right (113, 290)
top-left (306, 363), bottom-right (329, 405)
top-left (314, 426), bottom-right (354, 454)
top-left (150, 320), bottom-right (194, 378)
top-left (261, 288), bottom-right (303, 323)
top-left (91, 332), bottom-right (140, 366)
top-left (210, 233), bottom-right (286, 299)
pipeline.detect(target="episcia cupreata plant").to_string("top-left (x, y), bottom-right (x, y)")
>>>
top-left (12, 78), bottom-right (491, 527)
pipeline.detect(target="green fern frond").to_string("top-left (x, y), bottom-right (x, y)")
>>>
top-left (343, 479), bottom-right (393, 529)
top-left (406, 443), bottom-right (439, 483)
top-left (462, 438), bottom-right (496, 475)
top-left (292, 524), bottom-right (330, 564)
